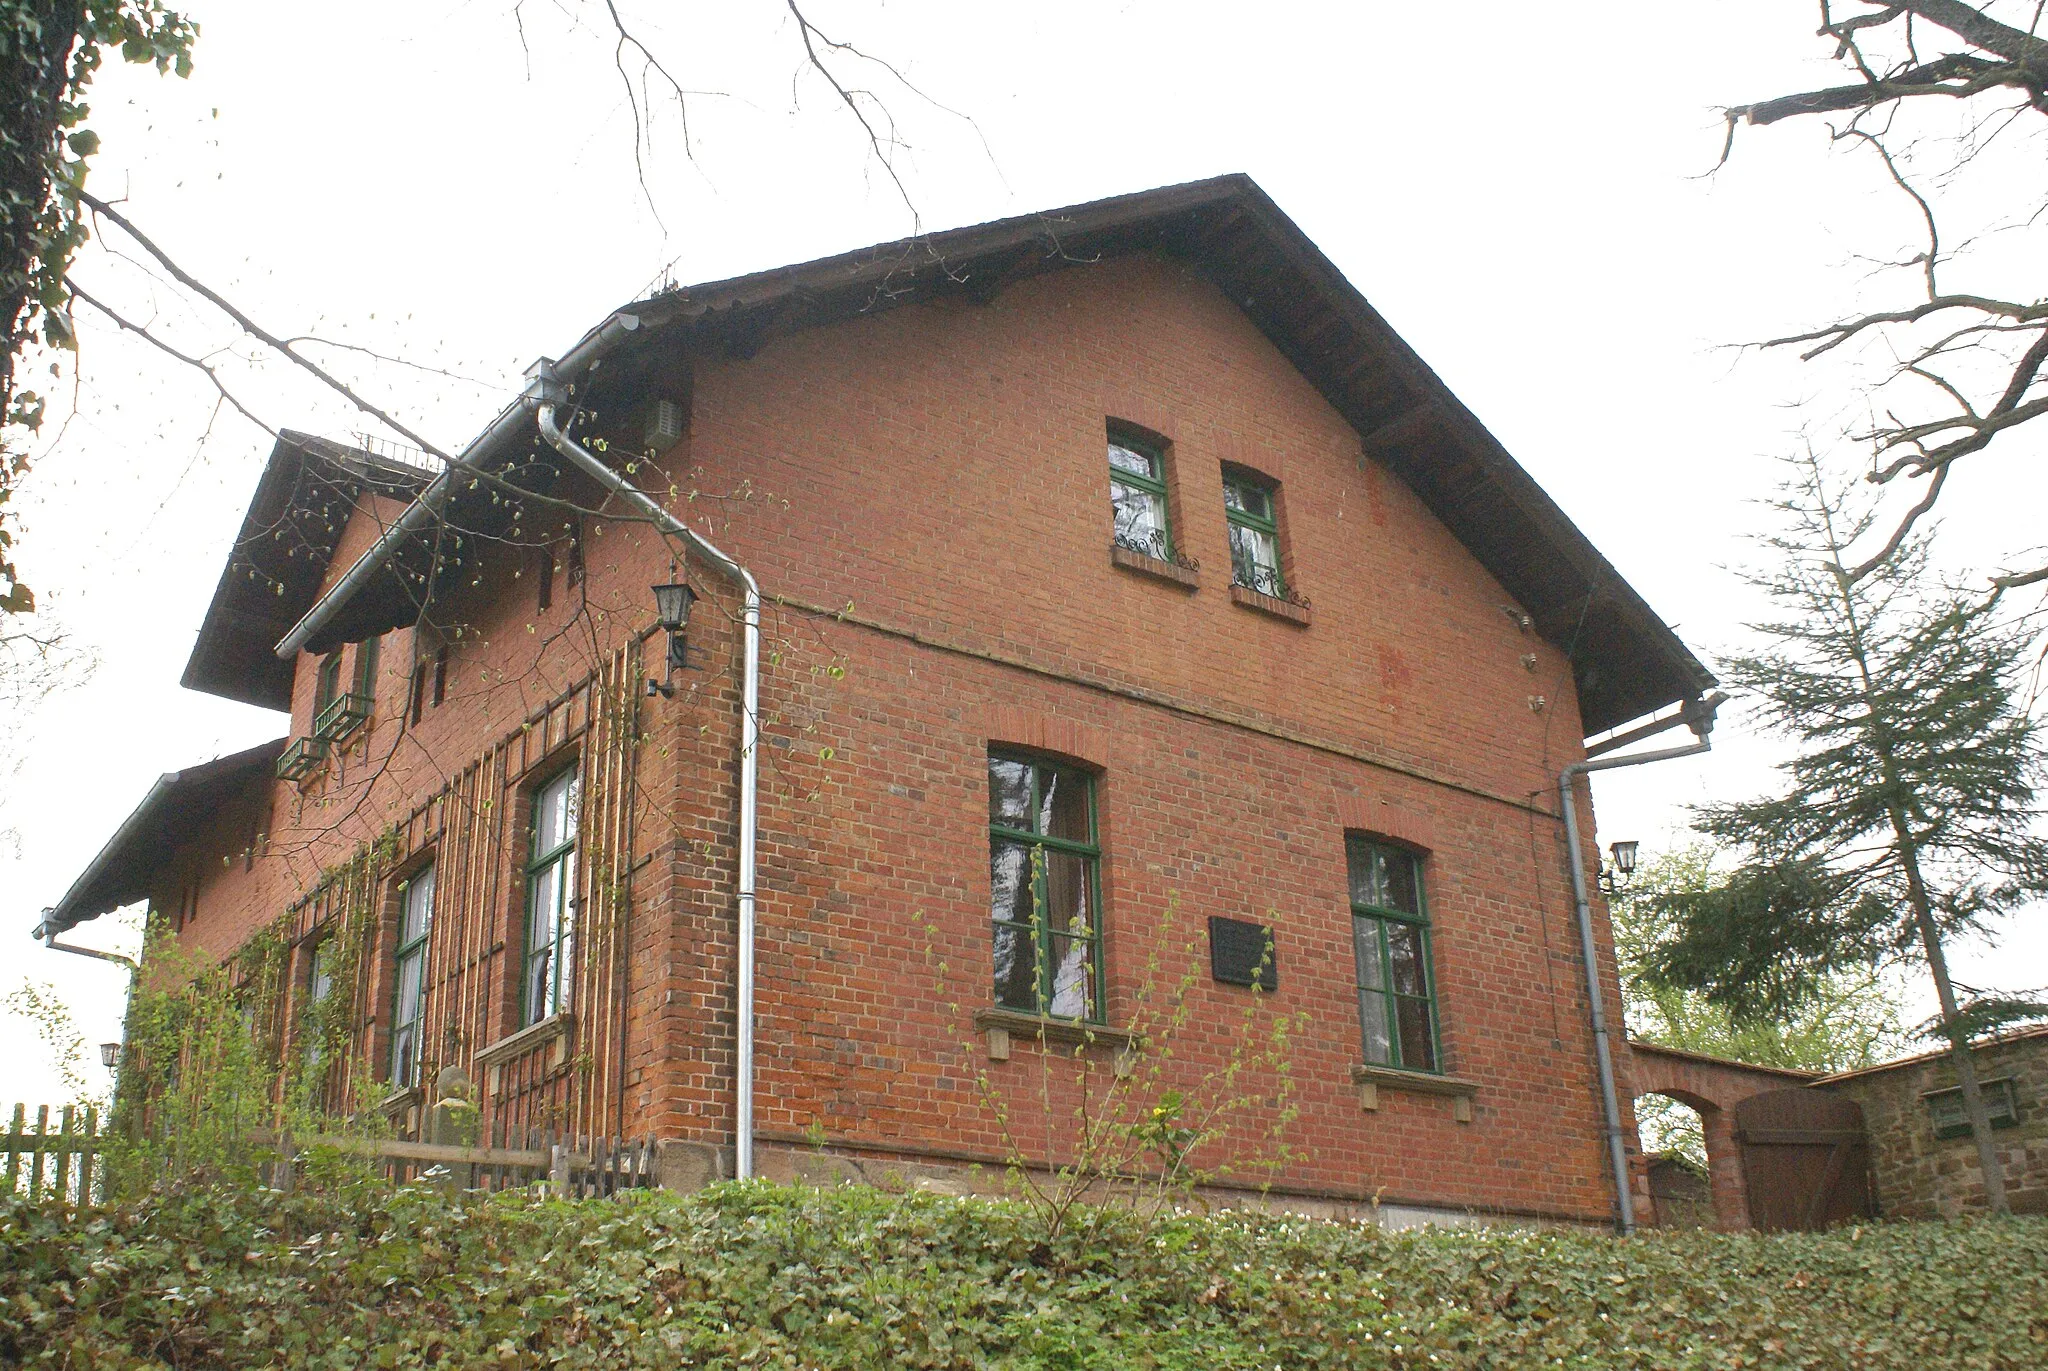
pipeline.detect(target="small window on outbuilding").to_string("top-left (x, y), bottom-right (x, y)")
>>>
top-left (1926, 1077), bottom-right (2020, 1139)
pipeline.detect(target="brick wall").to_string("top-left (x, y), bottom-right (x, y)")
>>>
top-left (1819, 1028), bottom-right (2048, 1218)
top-left (143, 248), bottom-right (1651, 1224)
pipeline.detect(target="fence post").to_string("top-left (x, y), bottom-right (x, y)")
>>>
top-left (4, 1104), bottom-right (21, 1196)
top-left (82, 1106), bottom-right (99, 1207)
top-left (29, 1105), bottom-right (48, 1201)
top-left (55, 1106), bottom-right (74, 1207)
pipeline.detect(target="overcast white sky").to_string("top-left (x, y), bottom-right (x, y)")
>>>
top-left (5, 1), bottom-right (2045, 1106)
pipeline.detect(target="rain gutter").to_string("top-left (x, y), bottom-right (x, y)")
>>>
top-left (1559, 691), bottom-right (1722, 1236)
top-left (527, 373), bottom-right (763, 1184)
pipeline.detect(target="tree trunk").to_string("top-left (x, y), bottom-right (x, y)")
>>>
top-left (1896, 823), bottom-right (2012, 1216)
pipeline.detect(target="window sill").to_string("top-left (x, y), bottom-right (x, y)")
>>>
top-left (1111, 544), bottom-right (1200, 589)
top-left (376, 1085), bottom-right (422, 1121)
top-left (476, 1013), bottom-right (573, 1091)
top-left (1230, 583), bottom-right (1310, 626)
top-left (1351, 1063), bottom-right (1478, 1121)
top-left (974, 1007), bottom-right (1139, 1060)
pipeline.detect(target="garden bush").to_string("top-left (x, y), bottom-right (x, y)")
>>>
top-left (2, 1181), bottom-right (2044, 1368)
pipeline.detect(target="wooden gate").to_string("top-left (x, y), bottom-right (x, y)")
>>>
top-left (1735, 1089), bottom-right (1872, 1231)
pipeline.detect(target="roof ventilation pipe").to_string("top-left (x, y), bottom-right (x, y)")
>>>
top-left (1559, 690), bottom-right (1724, 1236)
top-left (527, 366), bottom-right (763, 1183)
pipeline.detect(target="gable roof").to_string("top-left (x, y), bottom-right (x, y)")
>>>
top-left (182, 431), bottom-right (433, 711)
top-left (282, 175), bottom-right (1713, 735)
top-left (37, 738), bottom-right (285, 936)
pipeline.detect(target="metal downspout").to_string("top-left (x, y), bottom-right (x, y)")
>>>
top-left (1559, 693), bottom-right (1721, 1236)
top-left (531, 399), bottom-right (763, 1182)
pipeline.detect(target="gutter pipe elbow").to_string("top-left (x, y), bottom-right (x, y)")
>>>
top-left (531, 395), bottom-right (763, 1183)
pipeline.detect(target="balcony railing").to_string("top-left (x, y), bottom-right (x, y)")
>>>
top-left (275, 736), bottom-right (326, 781)
top-left (313, 691), bottom-right (373, 743)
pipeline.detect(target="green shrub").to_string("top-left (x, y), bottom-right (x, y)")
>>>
top-left (2, 1182), bottom-right (2043, 1368)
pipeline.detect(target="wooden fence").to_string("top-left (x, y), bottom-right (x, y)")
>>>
top-left (256, 1128), bottom-right (658, 1198)
top-left (4, 1103), bottom-right (655, 1208)
top-left (4, 1104), bottom-right (106, 1206)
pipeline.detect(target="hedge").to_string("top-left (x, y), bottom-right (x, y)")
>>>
top-left (3, 1182), bottom-right (2045, 1368)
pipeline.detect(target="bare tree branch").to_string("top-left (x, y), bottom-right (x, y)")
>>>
top-left (71, 189), bottom-right (453, 460)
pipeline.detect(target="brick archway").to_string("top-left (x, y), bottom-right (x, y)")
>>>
top-left (1627, 1042), bottom-right (1821, 1230)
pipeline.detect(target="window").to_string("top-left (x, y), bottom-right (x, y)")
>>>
top-left (1347, 836), bottom-right (1439, 1072)
top-left (1926, 1077), bottom-right (2019, 1139)
top-left (522, 767), bottom-right (580, 1027)
top-left (537, 549), bottom-right (555, 612)
top-left (432, 646), bottom-right (448, 706)
top-left (1223, 472), bottom-right (1284, 596)
top-left (988, 752), bottom-right (1102, 1021)
top-left (390, 865), bottom-right (435, 1087)
top-left (315, 651), bottom-right (345, 713)
top-left (1108, 431), bottom-right (1174, 562)
top-left (354, 634), bottom-right (380, 699)
top-left (303, 939), bottom-right (334, 1069)
top-left (409, 662), bottom-right (427, 725)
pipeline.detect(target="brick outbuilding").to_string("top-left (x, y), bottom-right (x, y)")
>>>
top-left (40, 176), bottom-right (1715, 1229)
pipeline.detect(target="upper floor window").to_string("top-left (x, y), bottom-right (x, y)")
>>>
top-left (1108, 431), bottom-right (1174, 562)
top-left (988, 752), bottom-right (1102, 1021)
top-left (391, 865), bottom-right (435, 1087)
top-left (1224, 472), bottom-right (1284, 597)
top-left (315, 651), bottom-right (345, 713)
top-left (354, 633), bottom-right (380, 699)
top-left (1347, 836), bottom-right (1439, 1072)
top-left (523, 766), bottom-right (580, 1028)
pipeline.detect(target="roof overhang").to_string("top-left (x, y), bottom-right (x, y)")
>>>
top-left (37, 739), bottom-right (286, 937)
top-left (182, 431), bottom-right (432, 711)
top-left (282, 174), bottom-right (1714, 734)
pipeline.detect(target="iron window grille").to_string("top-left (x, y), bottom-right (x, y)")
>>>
top-left (522, 766), bottom-right (580, 1028)
top-left (1224, 473), bottom-right (1285, 597)
top-left (1347, 835), bottom-right (1441, 1073)
top-left (988, 752), bottom-right (1104, 1023)
top-left (1925, 1077), bottom-right (2019, 1139)
top-left (313, 691), bottom-right (373, 742)
top-left (275, 736), bottom-right (326, 781)
top-left (390, 864), bottom-right (436, 1087)
top-left (1109, 432), bottom-right (1175, 563)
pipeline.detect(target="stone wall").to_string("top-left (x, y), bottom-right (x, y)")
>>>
top-left (1817, 1027), bottom-right (2048, 1218)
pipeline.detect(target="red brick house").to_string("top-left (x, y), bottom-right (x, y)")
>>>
top-left (38, 176), bottom-right (1715, 1229)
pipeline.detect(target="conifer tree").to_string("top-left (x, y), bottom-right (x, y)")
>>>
top-left (1645, 456), bottom-right (2048, 1216)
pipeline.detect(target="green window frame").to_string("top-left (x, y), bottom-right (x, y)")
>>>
top-left (1223, 471), bottom-right (1284, 597)
top-left (303, 939), bottom-right (334, 1071)
top-left (1108, 430), bottom-right (1174, 562)
top-left (390, 864), bottom-right (435, 1087)
top-left (1347, 835), bottom-right (1441, 1072)
top-left (354, 633), bottom-right (381, 699)
top-left (314, 650), bottom-right (345, 713)
top-left (522, 766), bottom-right (580, 1028)
top-left (988, 752), bottom-right (1104, 1022)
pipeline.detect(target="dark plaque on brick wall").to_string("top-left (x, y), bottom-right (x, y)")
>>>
top-left (1207, 917), bottom-right (1277, 991)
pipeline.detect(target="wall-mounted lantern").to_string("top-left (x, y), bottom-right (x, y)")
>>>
top-left (1596, 840), bottom-right (1639, 897)
top-left (100, 1042), bottom-right (122, 1071)
top-left (647, 579), bottom-right (699, 698)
